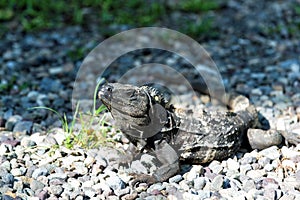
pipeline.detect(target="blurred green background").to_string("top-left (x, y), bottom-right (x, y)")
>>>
top-left (0, 0), bottom-right (220, 39)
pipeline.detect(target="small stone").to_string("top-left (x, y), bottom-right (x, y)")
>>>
top-left (276, 117), bottom-right (294, 131)
top-left (23, 188), bottom-right (35, 196)
top-left (284, 176), bottom-right (300, 190)
top-left (194, 177), bottom-right (207, 190)
top-left (49, 185), bottom-right (63, 196)
top-left (258, 157), bottom-right (271, 166)
top-left (49, 178), bottom-right (65, 185)
top-left (282, 123), bottom-right (300, 145)
top-left (0, 143), bottom-right (9, 155)
top-left (262, 178), bottom-right (278, 189)
top-left (121, 192), bottom-right (138, 200)
top-left (68, 178), bottom-right (81, 189)
top-left (37, 176), bottom-right (49, 186)
top-left (259, 146), bottom-right (280, 160)
top-left (82, 180), bottom-right (94, 188)
top-left (246, 170), bottom-right (266, 180)
top-left (219, 188), bottom-right (240, 199)
top-left (264, 164), bottom-right (275, 172)
top-left (240, 153), bottom-right (257, 165)
top-left (275, 190), bottom-right (283, 199)
top-left (12, 180), bottom-right (23, 192)
top-left (5, 115), bottom-right (22, 131)
top-left (84, 187), bottom-right (96, 198)
top-left (210, 175), bottom-right (224, 191)
top-left (264, 188), bottom-right (276, 199)
top-left (62, 182), bottom-right (72, 192)
top-left (281, 146), bottom-right (300, 158)
top-left (226, 158), bottom-right (239, 171)
top-left (1, 161), bottom-right (11, 171)
top-left (27, 91), bottom-right (39, 101)
top-left (251, 88), bottom-right (263, 96)
top-left (37, 190), bottom-right (48, 200)
top-left (30, 180), bottom-right (45, 192)
top-left (291, 63), bottom-right (300, 73)
top-left (114, 187), bottom-right (130, 197)
top-left (178, 180), bottom-right (190, 191)
top-left (296, 170), bottom-right (300, 182)
top-left (250, 73), bottom-right (265, 80)
top-left (84, 156), bottom-right (95, 167)
top-left (210, 163), bottom-right (223, 174)
top-left (181, 192), bottom-right (200, 200)
top-left (281, 159), bottom-right (296, 170)
top-left (196, 190), bottom-right (211, 199)
top-left (272, 83), bottom-right (284, 91)
top-left (279, 193), bottom-right (295, 200)
top-left (48, 172), bottom-right (67, 180)
top-left (1, 172), bottom-right (14, 186)
top-left (106, 175), bottom-right (125, 191)
top-left (36, 94), bottom-right (50, 106)
top-left (240, 164), bottom-right (252, 175)
top-left (148, 183), bottom-right (165, 194)
top-left (13, 121), bottom-right (33, 134)
top-left (32, 168), bottom-right (49, 179)
top-left (78, 174), bottom-right (90, 183)
top-left (247, 129), bottom-right (282, 150)
top-left (243, 179), bottom-right (256, 192)
top-left (169, 174), bottom-right (182, 183)
top-left (49, 67), bottom-right (64, 75)
top-left (40, 77), bottom-right (64, 93)
top-left (73, 162), bottom-right (88, 175)
top-left (183, 165), bottom-right (203, 181)
top-left (20, 137), bottom-right (36, 147)
top-left (11, 167), bottom-right (26, 176)
top-left (51, 129), bottom-right (66, 145)
top-left (228, 178), bottom-right (242, 190)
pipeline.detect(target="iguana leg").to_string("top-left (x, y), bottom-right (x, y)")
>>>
top-left (153, 140), bottom-right (180, 181)
top-left (131, 140), bottom-right (179, 185)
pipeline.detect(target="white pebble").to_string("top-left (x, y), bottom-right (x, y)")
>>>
top-left (227, 158), bottom-right (240, 171)
top-left (281, 160), bottom-right (296, 170)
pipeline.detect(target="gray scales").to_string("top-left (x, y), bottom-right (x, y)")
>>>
top-left (98, 83), bottom-right (286, 185)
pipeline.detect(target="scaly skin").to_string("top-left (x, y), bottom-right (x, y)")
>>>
top-left (98, 83), bottom-right (258, 185)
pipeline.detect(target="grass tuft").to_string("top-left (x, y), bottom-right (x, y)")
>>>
top-left (29, 78), bottom-right (113, 149)
top-left (0, 0), bottom-right (220, 39)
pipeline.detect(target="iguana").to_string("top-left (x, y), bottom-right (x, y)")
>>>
top-left (98, 83), bottom-right (260, 185)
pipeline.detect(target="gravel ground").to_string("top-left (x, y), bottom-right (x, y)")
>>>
top-left (1, 0), bottom-right (300, 199)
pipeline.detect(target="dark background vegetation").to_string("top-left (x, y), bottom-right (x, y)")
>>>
top-left (0, 0), bottom-right (221, 39)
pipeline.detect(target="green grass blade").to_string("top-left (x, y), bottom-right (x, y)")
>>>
top-left (63, 113), bottom-right (69, 133)
top-left (95, 104), bottom-right (107, 115)
top-left (70, 101), bottom-right (80, 134)
top-left (28, 106), bottom-right (65, 124)
top-left (93, 77), bottom-right (105, 115)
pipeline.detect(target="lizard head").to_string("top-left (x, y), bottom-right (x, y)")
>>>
top-left (99, 83), bottom-right (150, 117)
top-left (98, 83), bottom-right (171, 139)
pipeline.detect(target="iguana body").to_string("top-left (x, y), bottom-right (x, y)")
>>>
top-left (99, 83), bottom-right (258, 184)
